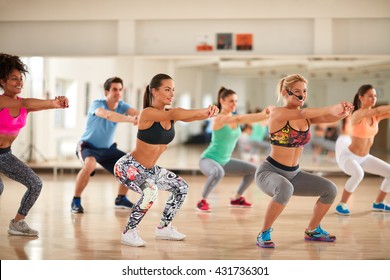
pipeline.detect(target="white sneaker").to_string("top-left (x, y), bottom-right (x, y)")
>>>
top-left (121, 228), bottom-right (146, 247)
top-left (8, 219), bottom-right (39, 236)
top-left (155, 224), bottom-right (186, 240)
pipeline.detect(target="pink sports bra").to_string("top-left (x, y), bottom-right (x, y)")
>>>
top-left (0, 97), bottom-right (28, 136)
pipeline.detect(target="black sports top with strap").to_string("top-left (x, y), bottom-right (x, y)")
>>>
top-left (269, 120), bottom-right (311, 147)
top-left (137, 120), bottom-right (175, 145)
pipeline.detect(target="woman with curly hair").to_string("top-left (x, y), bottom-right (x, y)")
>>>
top-left (0, 53), bottom-right (68, 236)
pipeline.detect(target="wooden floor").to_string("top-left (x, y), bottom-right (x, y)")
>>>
top-left (1, 171), bottom-right (389, 260)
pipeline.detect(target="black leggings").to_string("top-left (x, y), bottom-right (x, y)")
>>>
top-left (0, 148), bottom-right (43, 216)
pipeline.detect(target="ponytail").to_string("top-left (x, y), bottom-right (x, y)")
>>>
top-left (352, 93), bottom-right (361, 113)
top-left (143, 73), bottom-right (173, 109)
top-left (143, 85), bottom-right (152, 108)
top-left (217, 86), bottom-right (236, 110)
top-left (352, 84), bottom-right (374, 113)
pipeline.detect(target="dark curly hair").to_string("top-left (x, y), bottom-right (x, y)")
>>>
top-left (0, 53), bottom-right (29, 89)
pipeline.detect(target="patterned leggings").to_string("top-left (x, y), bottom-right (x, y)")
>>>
top-left (114, 154), bottom-right (188, 232)
top-left (0, 148), bottom-right (43, 216)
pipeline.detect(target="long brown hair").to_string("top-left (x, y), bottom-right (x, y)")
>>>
top-left (217, 87), bottom-right (236, 110)
top-left (352, 84), bottom-right (374, 113)
top-left (143, 73), bottom-right (173, 108)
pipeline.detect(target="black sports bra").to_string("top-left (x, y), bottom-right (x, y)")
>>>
top-left (137, 120), bottom-right (175, 145)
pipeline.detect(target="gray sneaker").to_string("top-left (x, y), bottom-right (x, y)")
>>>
top-left (8, 219), bottom-right (39, 236)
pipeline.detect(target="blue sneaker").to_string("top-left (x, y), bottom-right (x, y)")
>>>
top-left (256, 228), bottom-right (275, 248)
top-left (372, 201), bottom-right (390, 212)
top-left (115, 196), bottom-right (134, 209)
top-left (304, 225), bottom-right (336, 242)
top-left (71, 198), bottom-right (84, 214)
top-left (335, 203), bottom-right (350, 215)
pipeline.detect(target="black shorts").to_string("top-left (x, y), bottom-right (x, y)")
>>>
top-left (76, 141), bottom-right (126, 176)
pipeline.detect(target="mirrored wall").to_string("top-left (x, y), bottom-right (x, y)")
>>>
top-left (14, 55), bottom-right (390, 161)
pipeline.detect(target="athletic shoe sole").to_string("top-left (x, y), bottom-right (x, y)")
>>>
top-left (256, 241), bottom-right (275, 248)
top-left (304, 237), bottom-right (336, 242)
top-left (155, 236), bottom-right (185, 241)
top-left (8, 230), bottom-right (38, 236)
top-left (115, 205), bottom-right (133, 209)
top-left (335, 211), bottom-right (350, 216)
top-left (230, 204), bottom-right (253, 208)
top-left (121, 240), bottom-right (146, 247)
top-left (196, 207), bottom-right (211, 212)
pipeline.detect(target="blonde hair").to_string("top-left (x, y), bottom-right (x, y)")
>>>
top-left (276, 74), bottom-right (307, 103)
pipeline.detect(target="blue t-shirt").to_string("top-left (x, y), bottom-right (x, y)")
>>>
top-left (80, 99), bottom-right (131, 148)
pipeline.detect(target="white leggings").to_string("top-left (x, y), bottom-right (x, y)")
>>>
top-left (337, 148), bottom-right (390, 193)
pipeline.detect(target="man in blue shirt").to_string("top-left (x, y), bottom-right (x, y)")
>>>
top-left (71, 77), bottom-right (139, 213)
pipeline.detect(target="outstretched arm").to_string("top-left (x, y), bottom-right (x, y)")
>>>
top-left (141, 105), bottom-right (219, 123)
top-left (0, 95), bottom-right (69, 111)
top-left (309, 102), bottom-right (354, 124)
top-left (180, 105), bottom-right (220, 122)
top-left (95, 108), bottom-right (138, 124)
top-left (354, 105), bottom-right (390, 122)
top-left (270, 102), bottom-right (352, 124)
top-left (217, 105), bottom-right (274, 126)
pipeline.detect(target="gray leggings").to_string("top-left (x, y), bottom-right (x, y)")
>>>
top-left (255, 159), bottom-right (337, 205)
top-left (199, 157), bottom-right (257, 198)
top-left (0, 149), bottom-right (43, 216)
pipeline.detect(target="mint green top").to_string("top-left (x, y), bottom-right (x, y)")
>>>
top-left (201, 124), bottom-right (241, 165)
top-left (250, 123), bottom-right (268, 141)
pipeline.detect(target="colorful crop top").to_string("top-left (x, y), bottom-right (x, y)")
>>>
top-left (269, 120), bottom-right (311, 147)
top-left (137, 120), bottom-right (175, 145)
top-left (350, 116), bottom-right (378, 138)
top-left (0, 97), bottom-right (28, 136)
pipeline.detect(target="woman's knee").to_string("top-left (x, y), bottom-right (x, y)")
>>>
top-left (139, 180), bottom-right (158, 209)
top-left (349, 167), bottom-right (365, 182)
top-left (257, 174), bottom-right (293, 204)
top-left (320, 181), bottom-right (337, 204)
top-left (273, 184), bottom-right (294, 205)
top-left (179, 181), bottom-right (189, 195)
top-left (208, 166), bottom-right (225, 180)
top-left (29, 174), bottom-right (43, 193)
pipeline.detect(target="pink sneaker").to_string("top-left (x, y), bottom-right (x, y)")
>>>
top-left (197, 199), bottom-right (211, 212)
top-left (230, 196), bottom-right (252, 208)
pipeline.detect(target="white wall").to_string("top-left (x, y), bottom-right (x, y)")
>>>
top-left (1, 1), bottom-right (389, 56)
top-left (2, 0), bottom-right (390, 159)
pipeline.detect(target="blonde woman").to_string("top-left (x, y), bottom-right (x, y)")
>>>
top-left (255, 74), bottom-right (353, 248)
